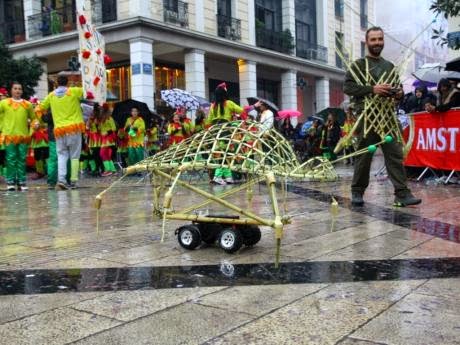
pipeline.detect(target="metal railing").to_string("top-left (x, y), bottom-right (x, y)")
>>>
top-left (256, 27), bottom-right (293, 54)
top-left (217, 14), bottom-right (241, 41)
top-left (163, 0), bottom-right (188, 27)
top-left (27, 1), bottom-right (117, 40)
top-left (0, 19), bottom-right (26, 44)
top-left (296, 41), bottom-right (328, 63)
top-left (27, 5), bottom-right (76, 40)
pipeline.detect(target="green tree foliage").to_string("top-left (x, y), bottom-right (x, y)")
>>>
top-left (430, 0), bottom-right (460, 50)
top-left (0, 38), bottom-right (44, 99)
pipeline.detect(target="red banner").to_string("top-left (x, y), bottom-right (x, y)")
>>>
top-left (404, 109), bottom-right (460, 170)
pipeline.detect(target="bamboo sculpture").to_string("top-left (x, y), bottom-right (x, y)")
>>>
top-left (119, 120), bottom-right (338, 267)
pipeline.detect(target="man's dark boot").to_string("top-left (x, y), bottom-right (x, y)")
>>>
top-left (394, 193), bottom-right (422, 207)
top-left (351, 192), bottom-right (364, 206)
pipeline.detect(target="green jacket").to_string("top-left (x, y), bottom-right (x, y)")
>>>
top-left (343, 56), bottom-right (399, 114)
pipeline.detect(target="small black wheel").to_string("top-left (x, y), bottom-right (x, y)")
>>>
top-left (218, 227), bottom-right (243, 253)
top-left (242, 226), bottom-right (261, 246)
top-left (177, 225), bottom-right (201, 250)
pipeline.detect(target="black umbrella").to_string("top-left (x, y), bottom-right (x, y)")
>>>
top-left (112, 99), bottom-right (157, 129)
top-left (316, 107), bottom-right (346, 125)
top-left (446, 57), bottom-right (460, 72)
top-left (247, 96), bottom-right (279, 112)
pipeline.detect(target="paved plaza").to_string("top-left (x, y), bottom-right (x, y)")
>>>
top-left (0, 156), bottom-right (459, 345)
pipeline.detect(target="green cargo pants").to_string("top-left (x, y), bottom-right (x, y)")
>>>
top-left (351, 130), bottom-right (410, 197)
top-left (5, 143), bottom-right (28, 184)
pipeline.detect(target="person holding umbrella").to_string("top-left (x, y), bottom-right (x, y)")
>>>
top-left (124, 107), bottom-right (145, 166)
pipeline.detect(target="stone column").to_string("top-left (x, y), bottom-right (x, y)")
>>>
top-left (316, 0), bottom-right (329, 49)
top-left (315, 77), bottom-right (330, 112)
top-left (129, 38), bottom-right (155, 110)
top-left (282, 0), bottom-right (296, 55)
top-left (35, 59), bottom-right (48, 99)
top-left (23, 0), bottom-right (41, 40)
top-left (238, 60), bottom-right (257, 106)
top-left (195, 0), bottom-right (204, 32)
top-left (281, 69), bottom-right (298, 125)
top-left (185, 49), bottom-right (206, 98)
top-left (247, 0), bottom-right (256, 45)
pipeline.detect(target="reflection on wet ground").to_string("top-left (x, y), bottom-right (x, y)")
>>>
top-left (1, 257), bottom-right (460, 295)
top-left (1, 159), bottom-right (460, 344)
top-left (288, 184), bottom-right (460, 243)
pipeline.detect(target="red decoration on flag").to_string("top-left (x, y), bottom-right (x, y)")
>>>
top-left (82, 50), bottom-right (91, 59)
top-left (86, 91), bottom-right (94, 100)
top-left (78, 15), bottom-right (86, 25)
top-left (93, 76), bottom-right (101, 86)
top-left (103, 54), bottom-right (112, 65)
top-left (96, 49), bottom-right (102, 55)
top-left (84, 31), bottom-right (91, 39)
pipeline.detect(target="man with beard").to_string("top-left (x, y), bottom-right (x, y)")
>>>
top-left (344, 27), bottom-right (421, 207)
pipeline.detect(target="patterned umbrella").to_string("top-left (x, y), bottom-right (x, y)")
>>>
top-left (161, 89), bottom-right (200, 110)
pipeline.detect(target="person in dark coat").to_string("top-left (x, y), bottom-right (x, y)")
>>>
top-left (405, 85), bottom-right (436, 113)
top-left (425, 78), bottom-right (460, 113)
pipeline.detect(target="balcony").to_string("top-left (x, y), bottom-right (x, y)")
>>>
top-left (28, 6), bottom-right (76, 40)
top-left (256, 27), bottom-right (294, 54)
top-left (296, 41), bottom-right (328, 63)
top-left (163, 0), bottom-right (188, 28)
top-left (0, 19), bottom-right (26, 44)
top-left (27, 2), bottom-right (117, 40)
top-left (217, 15), bottom-right (241, 41)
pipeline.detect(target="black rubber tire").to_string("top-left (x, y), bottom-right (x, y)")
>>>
top-left (242, 226), bottom-right (262, 246)
top-left (218, 227), bottom-right (243, 253)
top-left (197, 223), bottom-right (221, 244)
top-left (177, 225), bottom-right (201, 250)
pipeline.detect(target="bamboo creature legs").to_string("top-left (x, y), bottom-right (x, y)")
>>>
top-left (265, 172), bottom-right (284, 267)
top-left (151, 168), bottom-right (287, 268)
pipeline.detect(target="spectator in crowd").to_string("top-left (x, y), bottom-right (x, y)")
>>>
top-left (255, 100), bottom-right (274, 134)
top-left (405, 85), bottom-right (436, 113)
top-left (280, 119), bottom-right (295, 140)
top-left (425, 78), bottom-right (460, 113)
top-left (341, 108), bottom-right (357, 164)
top-left (321, 113), bottom-right (342, 160)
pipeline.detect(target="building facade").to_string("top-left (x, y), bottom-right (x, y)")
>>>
top-left (4, 0), bottom-right (374, 121)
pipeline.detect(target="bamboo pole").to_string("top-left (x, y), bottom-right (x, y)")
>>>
top-left (152, 167), bottom-right (275, 227)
